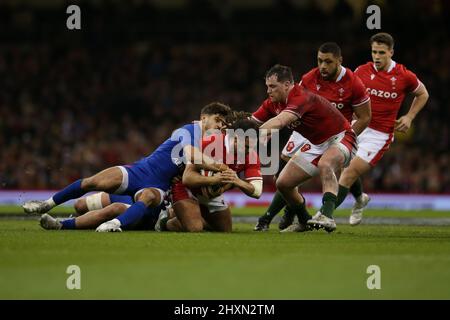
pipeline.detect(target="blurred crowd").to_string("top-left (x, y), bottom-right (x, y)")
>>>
top-left (0, 1), bottom-right (449, 193)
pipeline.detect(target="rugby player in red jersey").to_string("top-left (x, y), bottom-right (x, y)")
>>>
top-left (337, 33), bottom-right (429, 225)
top-left (254, 43), bottom-right (371, 231)
top-left (156, 118), bottom-right (263, 232)
top-left (256, 64), bottom-right (358, 232)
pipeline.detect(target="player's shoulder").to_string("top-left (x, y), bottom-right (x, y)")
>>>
top-left (354, 62), bottom-right (373, 74)
top-left (261, 97), bottom-right (284, 113)
top-left (288, 83), bottom-right (308, 101)
top-left (300, 67), bottom-right (319, 83)
top-left (392, 62), bottom-right (416, 76)
top-left (180, 122), bottom-right (198, 131)
top-left (261, 97), bottom-right (274, 108)
top-left (342, 66), bottom-right (355, 78)
top-left (340, 67), bottom-right (355, 82)
top-left (342, 67), bottom-right (365, 87)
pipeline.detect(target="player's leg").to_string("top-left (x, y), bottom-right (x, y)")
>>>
top-left (165, 215), bottom-right (183, 232)
top-left (161, 201), bottom-right (205, 232)
top-left (339, 157), bottom-right (372, 225)
top-left (276, 158), bottom-right (313, 229)
top-left (339, 157), bottom-right (371, 200)
top-left (254, 155), bottom-right (289, 231)
top-left (112, 187), bottom-right (164, 230)
top-left (158, 181), bottom-right (206, 232)
top-left (73, 192), bottom-right (112, 216)
top-left (308, 131), bottom-right (357, 231)
top-left (23, 166), bottom-right (124, 214)
top-left (200, 196), bottom-right (232, 232)
top-left (124, 205), bottom-right (163, 231)
top-left (154, 205), bottom-right (177, 231)
top-left (202, 208), bottom-right (232, 232)
top-left (40, 202), bottom-right (129, 230)
top-left (340, 128), bottom-right (392, 225)
top-left (255, 132), bottom-right (306, 231)
top-left (171, 198), bottom-right (206, 232)
top-left (316, 145), bottom-right (346, 218)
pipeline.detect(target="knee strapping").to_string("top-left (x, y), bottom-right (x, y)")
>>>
top-left (85, 192), bottom-right (104, 211)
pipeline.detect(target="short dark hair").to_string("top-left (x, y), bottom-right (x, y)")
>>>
top-left (200, 102), bottom-right (231, 117)
top-left (230, 118), bottom-right (260, 131)
top-left (370, 32), bottom-right (395, 49)
top-left (224, 110), bottom-right (252, 127)
top-left (318, 42), bottom-right (342, 58)
top-left (265, 64), bottom-right (294, 83)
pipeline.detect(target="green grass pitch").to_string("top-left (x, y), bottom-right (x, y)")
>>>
top-left (1, 207), bottom-right (450, 299)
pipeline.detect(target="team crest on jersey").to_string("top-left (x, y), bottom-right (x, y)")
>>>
top-left (316, 84), bottom-right (321, 91)
top-left (390, 76), bottom-right (397, 88)
top-left (370, 74), bottom-right (375, 80)
top-left (338, 88), bottom-right (345, 97)
top-left (300, 144), bottom-right (311, 153)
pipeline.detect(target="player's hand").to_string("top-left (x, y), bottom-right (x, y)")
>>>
top-left (209, 172), bottom-right (229, 185)
top-left (220, 169), bottom-right (240, 186)
top-left (171, 175), bottom-right (182, 184)
top-left (212, 163), bottom-right (229, 172)
top-left (96, 219), bottom-right (122, 232)
top-left (395, 115), bottom-right (413, 133)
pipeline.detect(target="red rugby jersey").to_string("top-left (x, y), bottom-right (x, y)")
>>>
top-left (355, 61), bottom-right (420, 133)
top-left (252, 84), bottom-right (351, 145)
top-left (201, 133), bottom-right (262, 181)
top-left (300, 67), bottom-right (370, 122)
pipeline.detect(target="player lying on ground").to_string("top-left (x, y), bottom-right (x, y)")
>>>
top-left (39, 112), bottom-right (259, 232)
top-left (257, 64), bottom-right (358, 232)
top-left (156, 118), bottom-right (263, 232)
top-left (23, 102), bottom-right (231, 232)
top-left (254, 42), bottom-right (371, 232)
top-left (317, 33), bottom-right (428, 226)
top-left (39, 192), bottom-right (169, 231)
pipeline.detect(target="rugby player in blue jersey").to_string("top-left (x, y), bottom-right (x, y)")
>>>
top-left (39, 192), bottom-right (167, 231)
top-left (23, 102), bottom-right (231, 232)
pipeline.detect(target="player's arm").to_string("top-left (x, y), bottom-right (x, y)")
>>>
top-left (351, 100), bottom-right (371, 136)
top-left (395, 83), bottom-right (429, 133)
top-left (182, 164), bottom-right (227, 188)
top-left (259, 111), bottom-right (298, 131)
top-left (220, 169), bottom-right (262, 199)
top-left (183, 145), bottom-right (228, 172)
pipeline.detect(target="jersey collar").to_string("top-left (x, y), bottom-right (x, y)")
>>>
top-left (335, 66), bottom-right (346, 82)
top-left (372, 60), bottom-right (396, 73)
top-left (387, 60), bottom-right (396, 72)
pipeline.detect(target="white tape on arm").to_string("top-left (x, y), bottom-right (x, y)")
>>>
top-left (250, 180), bottom-right (263, 198)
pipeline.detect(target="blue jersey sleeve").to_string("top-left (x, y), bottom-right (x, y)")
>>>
top-left (174, 123), bottom-right (201, 149)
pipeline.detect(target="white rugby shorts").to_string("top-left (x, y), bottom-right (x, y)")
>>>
top-left (356, 127), bottom-right (394, 166)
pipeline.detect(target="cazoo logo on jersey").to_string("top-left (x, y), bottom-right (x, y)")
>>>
top-left (366, 88), bottom-right (398, 99)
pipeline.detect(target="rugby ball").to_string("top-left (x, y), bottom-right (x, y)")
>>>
top-left (200, 169), bottom-right (233, 199)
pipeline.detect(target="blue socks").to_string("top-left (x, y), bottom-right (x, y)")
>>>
top-left (53, 180), bottom-right (86, 205)
top-left (117, 201), bottom-right (148, 228)
top-left (109, 194), bottom-right (134, 205)
top-left (61, 218), bottom-right (76, 230)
